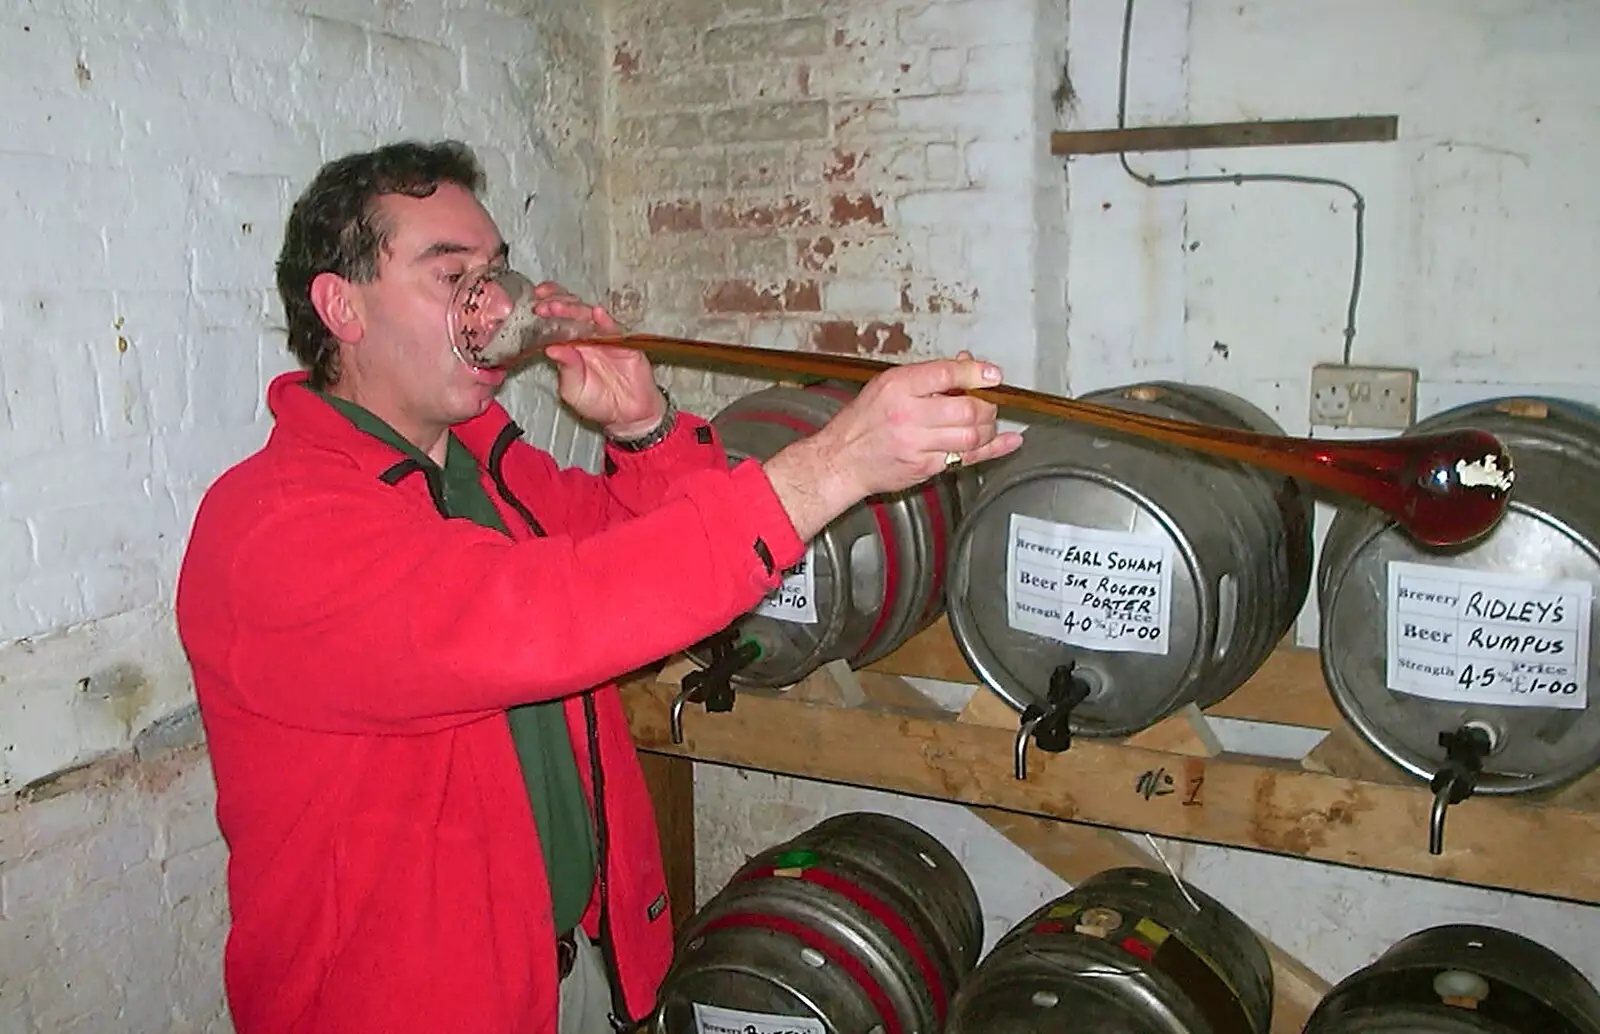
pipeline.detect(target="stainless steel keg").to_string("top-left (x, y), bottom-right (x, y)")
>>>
top-left (945, 866), bottom-right (1275, 1034)
top-left (655, 812), bottom-right (984, 1034)
top-left (1304, 923), bottom-right (1600, 1034)
top-left (1319, 397), bottom-right (1600, 798)
top-left (946, 381), bottom-right (1313, 737)
top-left (685, 381), bottom-right (965, 689)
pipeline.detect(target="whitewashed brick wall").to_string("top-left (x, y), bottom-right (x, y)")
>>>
top-left (0, 0), bottom-right (606, 790)
top-left (0, 0), bottom-right (606, 1027)
top-left (1, 749), bottom-right (229, 1032)
top-left (4, 0), bottom-right (1597, 1027)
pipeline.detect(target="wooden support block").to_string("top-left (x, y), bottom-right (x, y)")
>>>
top-left (1124, 704), bottom-right (1224, 758)
top-left (848, 670), bottom-right (953, 718)
top-left (777, 662), bottom-right (949, 718)
top-left (657, 656), bottom-right (698, 687)
top-left (1050, 115), bottom-right (1399, 156)
top-left (1550, 769), bottom-right (1600, 813)
top-left (818, 659), bottom-right (868, 707)
top-left (1205, 647), bottom-right (1341, 731)
top-left (1300, 726), bottom-right (1410, 785)
top-left (959, 685), bottom-right (1021, 729)
top-left (863, 616), bottom-right (977, 684)
top-left (781, 661), bottom-right (859, 707)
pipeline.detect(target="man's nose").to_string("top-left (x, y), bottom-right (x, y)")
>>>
top-left (478, 278), bottom-right (515, 328)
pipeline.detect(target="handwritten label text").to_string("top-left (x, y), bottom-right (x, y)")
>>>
top-left (753, 546), bottom-right (818, 625)
top-left (1007, 514), bottom-right (1174, 655)
top-left (1386, 561), bottom-right (1592, 710)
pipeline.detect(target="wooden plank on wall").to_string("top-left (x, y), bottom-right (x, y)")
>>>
top-left (1050, 115), bottom-right (1399, 156)
top-left (623, 679), bottom-right (1600, 904)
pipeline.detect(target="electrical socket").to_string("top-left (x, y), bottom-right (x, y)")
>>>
top-left (1309, 364), bottom-right (1418, 430)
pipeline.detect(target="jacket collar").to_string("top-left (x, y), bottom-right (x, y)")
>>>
top-left (266, 370), bottom-right (520, 476)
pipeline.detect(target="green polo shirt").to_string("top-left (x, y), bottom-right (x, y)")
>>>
top-left (317, 391), bottom-right (597, 934)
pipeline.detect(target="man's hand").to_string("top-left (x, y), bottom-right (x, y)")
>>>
top-left (537, 282), bottom-right (665, 436)
top-left (763, 352), bottom-right (1024, 542)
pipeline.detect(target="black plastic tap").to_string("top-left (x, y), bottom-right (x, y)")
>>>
top-left (1428, 724), bottom-right (1493, 855)
top-left (1013, 662), bottom-right (1094, 778)
top-left (670, 629), bottom-right (762, 743)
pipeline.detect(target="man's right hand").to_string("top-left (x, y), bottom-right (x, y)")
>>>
top-left (762, 354), bottom-right (1025, 542)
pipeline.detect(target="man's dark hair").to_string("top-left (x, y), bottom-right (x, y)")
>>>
top-left (276, 140), bottom-right (485, 388)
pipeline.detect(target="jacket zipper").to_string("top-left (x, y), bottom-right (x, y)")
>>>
top-left (582, 693), bottom-right (630, 1032)
top-left (486, 426), bottom-right (632, 1030)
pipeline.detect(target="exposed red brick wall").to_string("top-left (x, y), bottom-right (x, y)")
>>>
top-left (646, 200), bottom-right (703, 234)
top-left (703, 279), bottom-right (822, 314)
top-left (813, 320), bottom-right (913, 355)
top-left (604, 2), bottom-right (987, 386)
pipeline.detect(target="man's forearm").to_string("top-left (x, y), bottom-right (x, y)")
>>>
top-left (761, 435), bottom-right (861, 543)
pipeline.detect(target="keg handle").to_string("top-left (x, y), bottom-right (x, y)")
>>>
top-left (670, 631), bottom-right (762, 744)
top-left (1427, 724), bottom-right (1493, 855)
top-left (1012, 663), bottom-right (1093, 779)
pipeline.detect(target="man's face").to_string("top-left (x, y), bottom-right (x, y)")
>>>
top-left (341, 182), bottom-right (510, 441)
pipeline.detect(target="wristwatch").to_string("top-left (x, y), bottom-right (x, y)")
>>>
top-left (607, 386), bottom-right (679, 453)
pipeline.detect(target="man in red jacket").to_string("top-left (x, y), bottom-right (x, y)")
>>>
top-left (175, 139), bottom-right (1020, 1034)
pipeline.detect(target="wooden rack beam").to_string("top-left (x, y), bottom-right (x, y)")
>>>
top-left (622, 677), bottom-right (1600, 905)
top-left (864, 617), bottom-right (1342, 730)
top-left (1051, 115), bottom-right (1399, 156)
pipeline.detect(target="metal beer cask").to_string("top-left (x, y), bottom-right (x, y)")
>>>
top-left (1318, 397), bottom-right (1600, 796)
top-left (1304, 924), bottom-right (1600, 1034)
top-left (946, 381), bottom-right (1313, 737)
top-left (686, 381), bottom-right (965, 689)
top-left (654, 812), bottom-right (984, 1034)
top-left (944, 866), bottom-right (1274, 1034)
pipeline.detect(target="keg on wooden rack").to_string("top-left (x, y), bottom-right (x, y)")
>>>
top-left (1318, 397), bottom-right (1600, 849)
top-left (1305, 923), bottom-right (1600, 1034)
top-left (945, 381), bottom-right (1313, 757)
top-left (653, 811), bottom-right (984, 1034)
top-left (682, 381), bottom-right (967, 694)
top-left (944, 865), bottom-right (1274, 1034)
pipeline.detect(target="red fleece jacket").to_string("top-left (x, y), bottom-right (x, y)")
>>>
top-left (175, 371), bottom-right (804, 1034)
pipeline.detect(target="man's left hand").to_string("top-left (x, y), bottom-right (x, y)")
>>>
top-left (536, 282), bottom-right (665, 436)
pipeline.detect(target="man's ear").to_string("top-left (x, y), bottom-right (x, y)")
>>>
top-left (310, 271), bottom-right (364, 344)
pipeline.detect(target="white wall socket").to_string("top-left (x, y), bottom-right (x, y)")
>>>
top-left (1309, 364), bottom-right (1418, 430)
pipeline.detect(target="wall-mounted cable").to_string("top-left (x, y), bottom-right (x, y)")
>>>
top-left (1114, 0), bottom-right (1368, 365)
